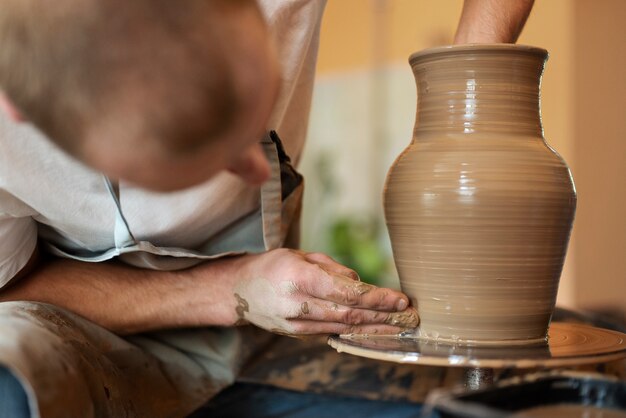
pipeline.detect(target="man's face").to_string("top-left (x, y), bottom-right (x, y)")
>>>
top-left (80, 119), bottom-right (274, 191)
top-left (0, 91), bottom-right (274, 191)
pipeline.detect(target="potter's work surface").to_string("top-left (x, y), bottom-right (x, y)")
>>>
top-left (328, 322), bottom-right (626, 369)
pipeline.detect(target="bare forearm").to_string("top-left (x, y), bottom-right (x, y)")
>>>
top-left (0, 257), bottom-right (239, 335)
top-left (454, 0), bottom-right (534, 44)
top-left (0, 248), bottom-right (418, 338)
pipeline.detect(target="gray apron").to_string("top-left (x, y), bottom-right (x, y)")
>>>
top-left (0, 131), bottom-right (303, 418)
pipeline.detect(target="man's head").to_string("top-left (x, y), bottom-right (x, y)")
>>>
top-left (0, 0), bottom-right (279, 190)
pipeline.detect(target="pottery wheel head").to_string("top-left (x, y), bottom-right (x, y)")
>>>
top-left (328, 322), bottom-right (626, 369)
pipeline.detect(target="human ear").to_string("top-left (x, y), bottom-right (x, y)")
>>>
top-left (227, 144), bottom-right (271, 186)
top-left (0, 91), bottom-right (24, 122)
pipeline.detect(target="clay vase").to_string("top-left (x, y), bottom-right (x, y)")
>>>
top-left (383, 44), bottom-right (576, 345)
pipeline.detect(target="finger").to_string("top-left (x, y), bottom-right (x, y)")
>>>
top-left (315, 263), bottom-right (361, 282)
top-left (291, 299), bottom-right (419, 328)
top-left (302, 251), bottom-right (336, 264)
top-left (306, 271), bottom-right (409, 312)
top-left (287, 320), bottom-right (411, 336)
top-left (303, 252), bottom-right (360, 281)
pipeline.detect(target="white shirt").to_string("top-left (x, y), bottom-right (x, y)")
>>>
top-left (0, 0), bottom-right (327, 288)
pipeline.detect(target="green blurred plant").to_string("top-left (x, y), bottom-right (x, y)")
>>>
top-left (327, 216), bottom-right (389, 286)
top-left (305, 151), bottom-right (393, 287)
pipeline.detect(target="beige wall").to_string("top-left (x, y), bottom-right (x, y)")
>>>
top-left (519, 0), bottom-right (577, 307)
top-left (306, 0), bottom-right (624, 310)
top-left (572, 0), bottom-right (626, 311)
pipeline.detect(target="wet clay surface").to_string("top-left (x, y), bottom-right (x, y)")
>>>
top-left (329, 322), bottom-right (626, 369)
top-left (2, 301), bottom-right (279, 417)
top-left (239, 334), bottom-right (464, 403)
top-left (3, 302), bottom-right (187, 417)
top-left (384, 45), bottom-right (576, 344)
top-left (243, 332), bottom-right (626, 403)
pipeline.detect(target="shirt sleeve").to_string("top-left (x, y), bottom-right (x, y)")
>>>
top-left (0, 214), bottom-right (37, 289)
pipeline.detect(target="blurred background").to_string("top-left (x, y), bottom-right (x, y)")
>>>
top-left (298, 0), bottom-right (626, 315)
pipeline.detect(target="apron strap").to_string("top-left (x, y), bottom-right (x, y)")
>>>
top-left (260, 132), bottom-right (283, 251)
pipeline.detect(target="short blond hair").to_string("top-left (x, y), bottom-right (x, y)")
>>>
top-left (0, 0), bottom-right (270, 157)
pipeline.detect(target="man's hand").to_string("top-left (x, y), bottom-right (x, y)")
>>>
top-left (1, 248), bottom-right (418, 336)
top-left (217, 249), bottom-right (419, 336)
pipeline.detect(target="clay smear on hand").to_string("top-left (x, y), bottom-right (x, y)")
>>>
top-left (326, 279), bottom-right (374, 306)
top-left (385, 310), bottom-right (420, 328)
top-left (234, 277), bottom-right (301, 333)
top-left (234, 293), bottom-right (250, 326)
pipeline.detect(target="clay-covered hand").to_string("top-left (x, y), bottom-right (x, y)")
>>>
top-left (224, 248), bottom-right (419, 336)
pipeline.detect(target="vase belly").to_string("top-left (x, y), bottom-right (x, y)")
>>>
top-left (384, 133), bottom-right (576, 343)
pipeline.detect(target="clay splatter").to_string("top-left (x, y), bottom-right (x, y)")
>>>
top-left (300, 302), bottom-right (310, 315)
top-left (328, 281), bottom-right (376, 306)
top-left (234, 293), bottom-right (250, 325)
top-left (352, 282), bottom-right (374, 295)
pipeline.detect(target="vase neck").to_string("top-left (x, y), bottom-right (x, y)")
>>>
top-left (411, 47), bottom-right (547, 137)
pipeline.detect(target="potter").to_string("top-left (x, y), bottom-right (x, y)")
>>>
top-left (384, 44), bottom-right (577, 345)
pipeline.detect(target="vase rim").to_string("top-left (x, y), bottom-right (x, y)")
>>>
top-left (409, 43), bottom-right (548, 65)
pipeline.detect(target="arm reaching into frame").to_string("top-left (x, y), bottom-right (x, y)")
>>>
top-left (0, 249), bottom-right (418, 336)
top-left (454, 0), bottom-right (535, 44)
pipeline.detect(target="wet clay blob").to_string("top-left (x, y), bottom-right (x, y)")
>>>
top-left (383, 44), bottom-right (576, 345)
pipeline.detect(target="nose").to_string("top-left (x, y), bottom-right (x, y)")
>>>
top-left (227, 143), bottom-right (271, 185)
